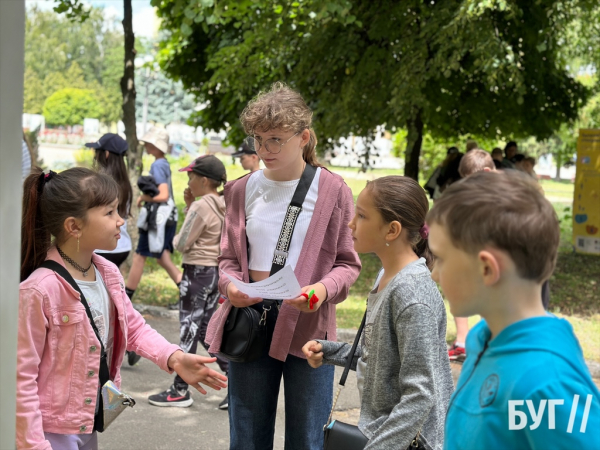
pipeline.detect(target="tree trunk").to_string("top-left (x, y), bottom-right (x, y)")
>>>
top-left (554, 153), bottom-right (561, 180)
top-left (404, 109), bottom-right (423, 181)
top-left (120, 0), bottom-right (141, 275)
top-left (121, 0), bottom-right (140, 177)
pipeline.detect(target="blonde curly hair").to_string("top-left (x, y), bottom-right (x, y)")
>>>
top-left (240, 82), bottom-right (320, 166)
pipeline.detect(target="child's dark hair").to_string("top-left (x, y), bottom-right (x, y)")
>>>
top-left (21, 167), bottom-right (119, 281)
top-left (366, 176), bottom-right (434, 269)
top-left (93, 150), bottom-right (133, 218)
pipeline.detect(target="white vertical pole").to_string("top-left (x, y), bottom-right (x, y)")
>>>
top-left (0, 0), bottom-right (25, 447)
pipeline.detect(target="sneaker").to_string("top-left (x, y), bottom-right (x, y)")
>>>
top-left (127, 351), bottom-right (142, 366)
top-left (148, 385), bottom-right (193, 407)
top-left (448, 344), bottom-right (466, 362)
top-left (218, 396), bottom-right (228, 410)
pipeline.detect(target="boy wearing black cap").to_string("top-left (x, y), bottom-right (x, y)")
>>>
top-left (148, 155), bottom-right (230, 409)
top-left (232, 141), bottom-right (260, 173)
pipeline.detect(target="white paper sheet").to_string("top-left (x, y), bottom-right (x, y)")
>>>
top-left (222, 265), bottom-right (302, 300)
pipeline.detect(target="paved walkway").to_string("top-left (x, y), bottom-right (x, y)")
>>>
top-left (99, 314), bottom-right (361, 450)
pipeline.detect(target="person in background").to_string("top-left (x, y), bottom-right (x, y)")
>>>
top-left (449, 149), bottom-right (496, 361)
top-left (232, 141), bottom-right (260, 173)
top-left (125, 127), bottom-right (182, 302)
top-left (87, 133), bottom-right (141, 366)
top-left (465, 139), bottom-right (478, 152)
top-left (501, 141), bottom-right (518, 169)
top-left (88, 134), bottom-right (133, 269)
top-left (425, 147), bottom-right (458, 200)
top-left (435, 147), bottom-right (463, 198)
top-left (148, 155), bottom-right (231, 410)
top-left (491, 147), bottom-right (504, 169)
top-left (520, 156), bottom-right (538, 179)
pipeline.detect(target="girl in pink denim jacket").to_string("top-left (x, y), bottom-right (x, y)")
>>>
top-left (17, 167), bottom-right (228, 450)
top-left (205, 82), bottom-right (361, 450)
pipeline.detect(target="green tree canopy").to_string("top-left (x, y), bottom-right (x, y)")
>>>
top-left (23, 6), bottom-right (123, 124)
top-left (43, 88), bottom-right (102, 126)
top-left (153, 0), bottom-right (595, 180)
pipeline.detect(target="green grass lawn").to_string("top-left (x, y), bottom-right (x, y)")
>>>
top-left (131, 155), bottom-right (599, 361)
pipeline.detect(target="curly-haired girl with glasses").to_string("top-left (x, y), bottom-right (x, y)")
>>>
top-left (206, 82), bottom-right (361, 450)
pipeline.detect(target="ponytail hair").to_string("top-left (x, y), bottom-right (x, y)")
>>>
top-left (240, 81), bottom-right (323, 167)
top-left (366, 176), bottom-right (434, 269)
top-left (21, 167), bottom-right (119, 281)
top-left (93, 150), bottom-right (133, 218)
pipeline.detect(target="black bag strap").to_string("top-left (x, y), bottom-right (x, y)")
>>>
top-left (40, 260), bottom-right (110, 431)
top-left (270, 164), bottom-right (317, 276)
top-left (339, 309), bottom-right (367, 386)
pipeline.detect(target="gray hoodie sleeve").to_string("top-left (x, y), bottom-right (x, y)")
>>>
top-left (364, 301), bottom-right (438, 450)
top-left (317, 340), bottom-right (363, 370)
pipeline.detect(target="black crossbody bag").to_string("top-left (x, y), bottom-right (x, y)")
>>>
top-left (41, 261), bottom-right (135, 432)
top-left (219, 164), bottom-right (317, 363)
top-left (323, 309), bottom-right (424, 450)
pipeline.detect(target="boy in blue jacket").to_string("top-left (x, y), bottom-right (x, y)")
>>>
top-left (427, 170), bottom-right (599, 449)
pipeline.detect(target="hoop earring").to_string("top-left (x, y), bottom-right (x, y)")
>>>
top-left (77, 236), bottom-right (80, 253)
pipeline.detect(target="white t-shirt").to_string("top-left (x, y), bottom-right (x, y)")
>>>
top-left (96, 220), bottom-right (132, 254)
top-left (245, 168), bottom-right (321, 271)
top-left (76, 266), bottom-right (115, 369)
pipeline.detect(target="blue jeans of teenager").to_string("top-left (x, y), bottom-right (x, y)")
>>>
top-left (227, 308), bottom-right (334, 450)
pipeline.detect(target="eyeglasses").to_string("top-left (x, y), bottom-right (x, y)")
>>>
top-left (246, 131), bottom-right (302, 155)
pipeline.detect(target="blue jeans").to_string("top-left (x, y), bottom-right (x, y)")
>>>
top-left (228, 350), bottom-right (334, 450)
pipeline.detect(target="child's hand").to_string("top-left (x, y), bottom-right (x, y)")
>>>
top-left (183, 188), bottom-right (194, 208)
top-left (284, 283), bottom-right (327, 313)
top-left (226, 282), bottom-right (263, 308)
top-left (136, 196), bottom-right (143, 207)
top-left (302, 340), bottom-right (324, 368)
top-left (167, 350), bottom-right (228, 394)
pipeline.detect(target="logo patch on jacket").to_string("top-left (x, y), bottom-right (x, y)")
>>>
top-left (479, 374), bottom-right (500, 407)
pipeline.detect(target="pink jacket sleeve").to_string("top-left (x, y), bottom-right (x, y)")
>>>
top-left (320, 183), bottom-right (361, 304)
top-left (16, 287), bottom-right (52, 450)
top-left (123, 294), bottom-right (181, 373)
top-left (217, 204), bottom-right (244, 297)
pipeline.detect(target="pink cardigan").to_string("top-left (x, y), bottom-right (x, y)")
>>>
top-left (206, 168), bottom-right (361, 361)
top-left (17, 248), bottom-right (180, 449)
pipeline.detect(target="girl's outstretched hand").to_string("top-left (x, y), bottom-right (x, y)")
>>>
top-left (302, 340), bottom-right (324, 368)
top-left (284, 283), bottom-right (327, 313)
top-left (167, 350), bottom-right (228, 395)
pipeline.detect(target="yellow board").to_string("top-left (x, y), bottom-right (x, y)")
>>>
top-left (573, 129), bottom-right (600, 255)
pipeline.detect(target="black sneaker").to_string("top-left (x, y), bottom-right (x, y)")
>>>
top-left (127, 351), bottom-right (142, 366)
top-left (148, 385), bottom-right (193, 407)
top-left (218, 395), bottom-right (228, 410)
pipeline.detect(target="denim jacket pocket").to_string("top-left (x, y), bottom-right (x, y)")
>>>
top-left (50, 308), bottom-right (86, 351)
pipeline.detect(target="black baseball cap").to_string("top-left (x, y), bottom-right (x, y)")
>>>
top-left (179, 155), bottom-right (227, 183)
top-left (232, 141), bottom-right (257, 157)
top-left (85, 133), bottom-right (128, 155)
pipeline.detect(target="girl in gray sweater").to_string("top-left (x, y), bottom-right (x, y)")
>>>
top-left (303, 176), bottom-right (453, 450)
